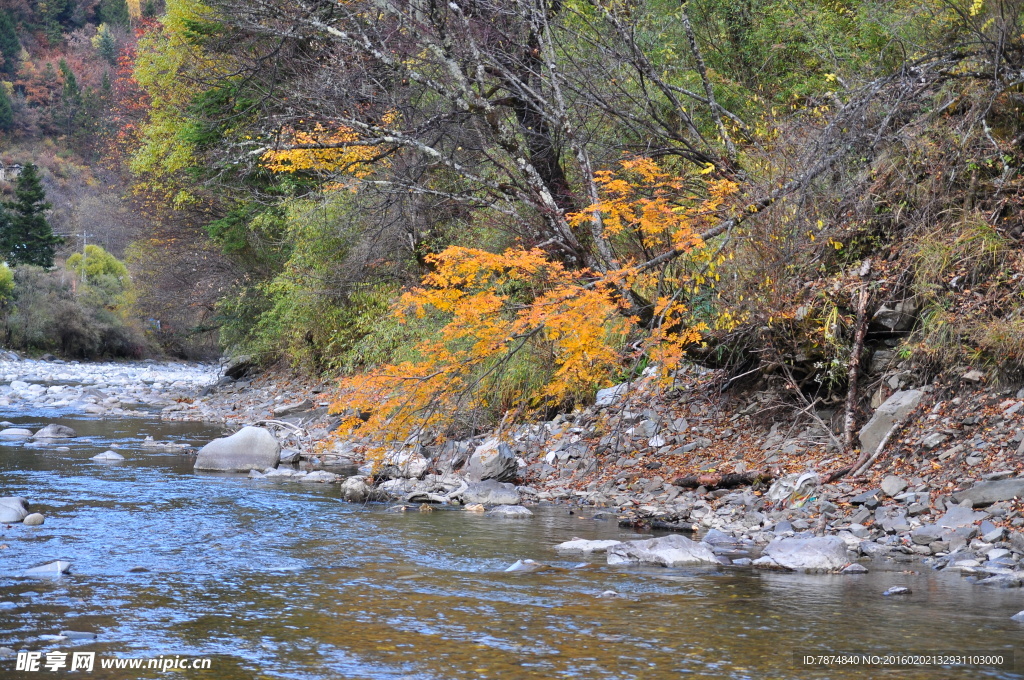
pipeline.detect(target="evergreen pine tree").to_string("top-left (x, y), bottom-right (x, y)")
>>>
top-left (99, 0), bottom-right (131, 27)
top-left (0, 86), bottom-right (13, 132)
top-left (57, 59), bottom-right (83, 138)
top-left (0, 11), bottom-right (19, 76)
top-left (2, 163), bottom-right (61, 267)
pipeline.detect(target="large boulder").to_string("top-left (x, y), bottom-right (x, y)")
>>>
top-left (858, 390), bottom-right (923, 456)
top-left (754, 536), bottom-right (851, 572)
top-left (486, 505), bottom-right (533, 518)
top-left (607, 534), bottom-right (718, 567)
top-left (33, 424), bottom-right (78, 439)
top-left (455, 480), bottom-right (521, 506)
top-left (464, 438), bottom-right (517, 483)
top-left (223, 355), bottom-right (257, 380)
top-left (340, 476), bottom-right (372, 503)
top-left (379, 449), bottom-right (429, 479)
top-left (194, 426), bottom-right (280, 472)
top-left (0, 497), bottom-right (29, 523)
top-left (953, 478), bottom-right (1024, 507)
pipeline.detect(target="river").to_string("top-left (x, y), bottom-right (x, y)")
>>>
top-left (1, 391), bottom-right (1023, 679)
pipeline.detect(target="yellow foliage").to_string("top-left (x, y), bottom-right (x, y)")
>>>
top-left (330, 157), bottom-right (739, 443)
top-left (262, 115), bottom-right (397, 178)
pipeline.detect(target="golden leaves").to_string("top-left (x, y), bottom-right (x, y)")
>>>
top-left (330, 157), bottom-right (739, 441)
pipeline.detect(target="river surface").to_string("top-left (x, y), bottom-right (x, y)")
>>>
top-left (1, 404), bottom-right (1023, 679)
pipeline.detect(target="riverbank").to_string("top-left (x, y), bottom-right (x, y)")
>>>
top-left (4, 352), bottom-right (1024, 581)
top-left (151, 356), bottom-right (1024, 583)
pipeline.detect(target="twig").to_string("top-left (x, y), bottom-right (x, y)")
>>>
top-left (849, 415), bottom-right (906, 477)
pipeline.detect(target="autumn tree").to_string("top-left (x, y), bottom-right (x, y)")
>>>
top-left (0, 163), bottom-right (62, 267)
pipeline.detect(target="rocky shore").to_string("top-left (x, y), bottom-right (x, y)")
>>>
top-left (4, 352), bottom-right (1024, 588)
top-left (155, 357), bottom-right (1024, 588)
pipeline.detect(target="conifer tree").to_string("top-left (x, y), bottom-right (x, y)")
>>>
top-left (1, 163), bottom-right (62, 267)
top-left (0, 85), bottom-right (12, 132)
top-left (0, 11), bottom-right (18, 76)
top-left (99, 0), bottom-right (131, 27)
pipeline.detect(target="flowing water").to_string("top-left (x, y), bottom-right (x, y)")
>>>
top-left (1, 404), bottom-right (1023, 679)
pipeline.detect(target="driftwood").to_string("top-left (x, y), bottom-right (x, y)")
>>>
top-left (671, 470), bottom-right (774, 490)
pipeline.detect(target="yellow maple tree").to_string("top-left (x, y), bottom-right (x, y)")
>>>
top-left (261, 117), bottom-right (396, 178)
top-left (330, 157), bottom-right (738, 447)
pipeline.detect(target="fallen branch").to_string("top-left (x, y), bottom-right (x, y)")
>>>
top-left (671, 470), bottom-right (774, 490)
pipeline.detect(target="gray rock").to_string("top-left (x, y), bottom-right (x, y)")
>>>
top-left (487, 505), bottom-right (533, 518)
top-left (32, 423), bottom-right (77, 439)
top-left (0, 427), bottom-right (32, 437)
top-left (849, 489), bottom-right (881, 505)
top-left (938, 505), bottom-right (989, 527)
top-left (595, 383), bottom-right (628, 407)
top-left (754, 536), bottom-right (851, 572)
top-left (858, 390), bottom-right (923, 456)
top-left (59, 631), bottom-right (97, 640)
top-left (223, 354), bottom-right (256, 380)
top-left (607, 534), bottom-right (718, 567)
top-left (194, 426), bottom-right (281, 472)
top-left (880, 475), bottom-right (908, 497)
top-left (299, 470), bottom-right (339, 483)
top-left (983, 528), bottom-right (1006, 543)
top-left (553, 538), bottom-right (624, 553)
top-left (278, 449), bottom-right (301, 464)
top-left (883, 586), bottom-right (911, 596)
top-left (504, 559), bottom-right (548, 573)
top-left (0, 497), bottom-right (28, 522)
top-left (872, 301), bottom-right (917, 332)
top-left (340, 476), bottom-right (371, 503)
top-left (953, 478), bottom-right (1024, 507)
top-left (379, 449), bottom-right (429, 479)
top-left (272, 399), bottom-right (314, 417)
top-left (1011, 610), bottom-right (1024, 622)
top-left (842, 563), bottom-right (869, 574)
top-left (465, 438), bottom-right (518, 483)
top-left (22, 513), bottom-right (44, 526)
top-left (24, 560), bottom-right (71, 577)
top-left (456, 479), bottom-right (521, 506)
top-left (91, 450), bottom-right (125, 461)
top-left (921, 432), bottom-right (948, 449)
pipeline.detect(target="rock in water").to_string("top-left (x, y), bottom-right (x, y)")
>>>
top-left (753, 536), bottom-right (851, 572)
top-left (554, 538), bottom-right (624, 553)
top-left (455, 479), bottom-right (521, 506)
top-left (91, 450), bottom-right (125, 462)
top-left (22, 513), bottom-right (44, 526)
top-left (340, 476), bottom-right (371, 503)
top-left (486, 505), bottom-right (533, 518)
top-left (194, 426), bottom-right (281, 472)
top-left (607, 534), bottom-right (718, 567)
top-left (0, 428), bottom-right (32, 437)
top-left (504, 559), bottom-right (549, 573)
top-left (32, 424), bottom-right (78, 439)
top-left (1011, 611), bottom-right (1024, 622)
top-left (0, 497), bottom-right (29, 522)
top-left (882, 586), bottom-right (912, 596)
top-left (464, 438), bottom-right (518, 483)
top-left (24, 560), bottom-right (71, 577)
